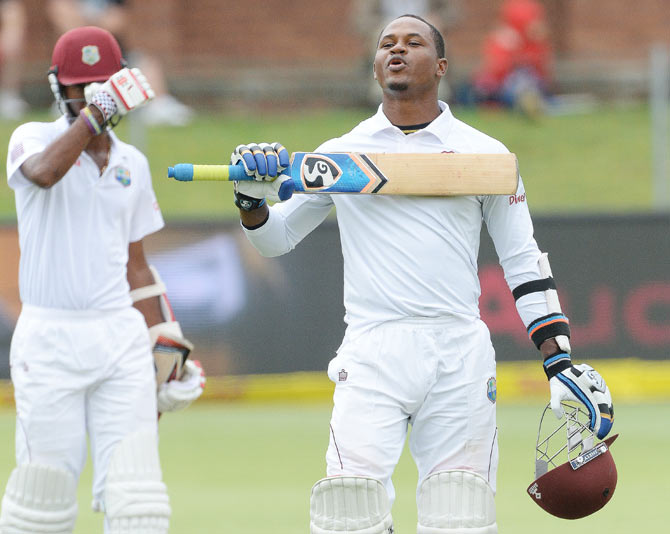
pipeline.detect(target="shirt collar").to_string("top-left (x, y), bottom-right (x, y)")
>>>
top-left (362, 100), bottom-right (455, 145)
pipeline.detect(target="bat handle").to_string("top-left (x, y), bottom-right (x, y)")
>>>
top-left (167, 163), bottom-right (251, 182)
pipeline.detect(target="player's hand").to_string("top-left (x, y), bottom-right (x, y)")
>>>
top-left (88, 67), bottom-right (155, 123)
top-left (230, 142), bottom-right (290, 181)
top-left (157, 360), bottom-right (205, 413)
top-left (232, 142), bottom-right (294, 208)
top-left (544, 354), bottom-right (614, 439)
top-left (234, 175), bottom-right (294, 207)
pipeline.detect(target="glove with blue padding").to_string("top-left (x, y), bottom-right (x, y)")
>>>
top-left (231, 142), bottom-right (294, 210)
top-left (543, 353), bottom-right (614, 439)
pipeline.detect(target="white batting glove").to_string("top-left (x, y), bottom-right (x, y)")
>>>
top-left (544, 353), bottom-right (614, 439)
top-left (234, 176), bottom-right (293, 205)
top-left (157, 359), bottom-right (205, 414)
top-left (232, 142), bottom-right (294, 208)
top-left (231, 142), bottom-right (290, 181)
top-left (88, 67), bottom-right (155, 124)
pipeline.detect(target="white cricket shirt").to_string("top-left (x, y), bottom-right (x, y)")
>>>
top-left (6, 116), bottom-right (164, 310)
top-left (244, 102), bottom-right (550, 337)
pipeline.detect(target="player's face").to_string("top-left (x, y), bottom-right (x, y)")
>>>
top-left (62, 84), bottom-right (87, 115)
top-left (373, 17), bottom-right (446, 96)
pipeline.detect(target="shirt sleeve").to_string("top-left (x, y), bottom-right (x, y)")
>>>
top-left (130, 154), bottom-right (164, 242)
top-left (482, 176), bottom-right (551, 330)
top-left (6, 123), bottom-right (50, 190)
top-left (243, 193), bottom-right (334, 257)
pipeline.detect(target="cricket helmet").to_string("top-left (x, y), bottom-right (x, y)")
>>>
top-left (527, 402), bottom-right (618, 520)
top-left (50, 26), bottom-right (124, 85)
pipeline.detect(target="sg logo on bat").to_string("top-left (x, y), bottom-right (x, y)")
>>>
top-left (300, 155), bottom-right (343, 190)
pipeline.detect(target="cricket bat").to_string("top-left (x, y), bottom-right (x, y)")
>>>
top-left (167, 152), bottom-right (519, 198)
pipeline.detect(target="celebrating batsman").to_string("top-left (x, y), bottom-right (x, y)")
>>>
top-left (232, 14), bottom-right (613, 534)
top-left (0, 26), bottom-right (204, 534)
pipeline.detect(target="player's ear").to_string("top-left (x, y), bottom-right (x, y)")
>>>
top-left (436, 58), bottom-right (448, 78)
top-left (373, 64), bottom-right (378, 81)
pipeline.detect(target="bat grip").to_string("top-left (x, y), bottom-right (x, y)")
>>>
top-left (167, 163), bottom-right (251, 182)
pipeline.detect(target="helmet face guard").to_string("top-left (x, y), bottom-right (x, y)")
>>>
top-left (527, 402), bottom-right (618, 520)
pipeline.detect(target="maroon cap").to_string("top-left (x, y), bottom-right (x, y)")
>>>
top-left (50, 26), bottom-right (123, 85)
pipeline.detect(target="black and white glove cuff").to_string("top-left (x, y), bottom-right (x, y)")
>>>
top-left (234, 191), bottom-right (266, 211)
top-left (543, 352), bottom-right (572, 379)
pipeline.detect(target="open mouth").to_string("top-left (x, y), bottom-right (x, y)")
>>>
top-left (387, 57), bottom-right (406, 71)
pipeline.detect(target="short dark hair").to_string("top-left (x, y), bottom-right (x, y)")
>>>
top-left (378, 14), bottom-right (446, 59)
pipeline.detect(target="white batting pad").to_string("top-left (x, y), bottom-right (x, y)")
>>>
top-left (104, 430), bottom-right (171, 534)
top-left (417, 470), bottom-right (497, 534)
top-left (0, 463), bottom-right (78, 533)
top-left (310, 476), bottom-right (393, 534)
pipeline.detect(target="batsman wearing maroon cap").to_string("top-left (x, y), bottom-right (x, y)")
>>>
top-left (0, 26), bottom-right (204, 534)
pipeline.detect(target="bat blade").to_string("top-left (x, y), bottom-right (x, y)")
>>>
top-left (291, 152), bottom-right (519, 196)
top-left (168, 153), bottom-right (519, 196)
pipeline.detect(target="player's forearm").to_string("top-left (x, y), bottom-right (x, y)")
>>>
top-left (20, 108), bottom-right (102, 188)
top-left (239, 205), bottom-right (269, 228)
top-left (127, 241), bottom-right (164, 328)
top-left (539, 338), bottom-right (561, 358)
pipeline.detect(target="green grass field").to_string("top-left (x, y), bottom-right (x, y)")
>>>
top-left (0, 103), bottom-right (656, 220)
top-left (0, 401), bottom-right (665, 533)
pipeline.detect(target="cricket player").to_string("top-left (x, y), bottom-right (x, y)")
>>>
top-left (0, 26), bottom-right (204, 534)
top-left (231, 15), bottom-right (613, 534)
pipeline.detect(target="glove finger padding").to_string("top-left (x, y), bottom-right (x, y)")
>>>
top-left (231, 142), bottom-right (289, 181)
top-left (549, 364), bottom-right (614, 439)
top-left (157, 360), bottom-right (206, 413)
top-left (92, 67), bottom-right (154, 123)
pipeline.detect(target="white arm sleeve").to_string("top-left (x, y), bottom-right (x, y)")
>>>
top-left (243, 193), bottom-right (334, 257)
top-left (6, 123), bottom-right (50, 190)
top-left (482, 176), bottom-right (551, 328)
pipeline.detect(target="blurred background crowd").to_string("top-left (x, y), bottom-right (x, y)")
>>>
top-left (0, 0), bottom-right (668, 121)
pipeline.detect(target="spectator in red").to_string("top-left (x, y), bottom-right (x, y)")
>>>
top-left (472, 0), bottom-right (552, 115)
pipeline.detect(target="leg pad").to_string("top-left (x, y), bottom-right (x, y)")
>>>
top-left (417, 470), bottom-right (497, 534)
top-left (310, 476), bottom-right (393, 534)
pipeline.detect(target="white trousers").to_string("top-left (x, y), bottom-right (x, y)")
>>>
top-left (9, 304), bottom-right (159, 509)
top-left (326, 316), bottom-right (498, 504)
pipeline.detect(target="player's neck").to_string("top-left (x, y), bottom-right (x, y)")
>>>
top-left (381, 94), bottom-right (441, 127)
top-left (85, 132), bottom-right (112, 175)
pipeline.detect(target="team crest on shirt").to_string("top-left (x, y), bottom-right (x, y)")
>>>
top-left (115, 167), bottom-right (131, 187)
top-left (301, 155), bottom-right (342, 190)
top-left (486, 377), bottom-right (497, 404)
top-left (81, 45), bottom-right (101, 66)
top-left (338, 368), bottom-right (348, 382)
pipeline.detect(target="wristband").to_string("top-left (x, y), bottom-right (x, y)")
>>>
top-left (543, 351), bottom-right (572, 379)
top-left (527, 313), bottom-right (571, 349)
top-left (80, 106), bottom-right (103, 135)
top-left (234, 191), bottom-right (266, 212)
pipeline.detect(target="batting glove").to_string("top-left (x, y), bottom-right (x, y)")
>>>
top-left (231, 142), bottom-right (290, 181)
top-left (232, 142), bottom-right (294, 209)
top-left (544, 353), bottom-right (614, 439)
top-left (157, 359), bottom-right (206, 414)
top-left (86, 67), bottom-right (155, 125)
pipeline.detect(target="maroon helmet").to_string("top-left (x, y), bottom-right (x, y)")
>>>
top-left (527, 402), bottom-right (618, 520)
top-left (48, 26), bottom-right (126, 118)
top-left (50, 26), bottom-right (124, 85)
